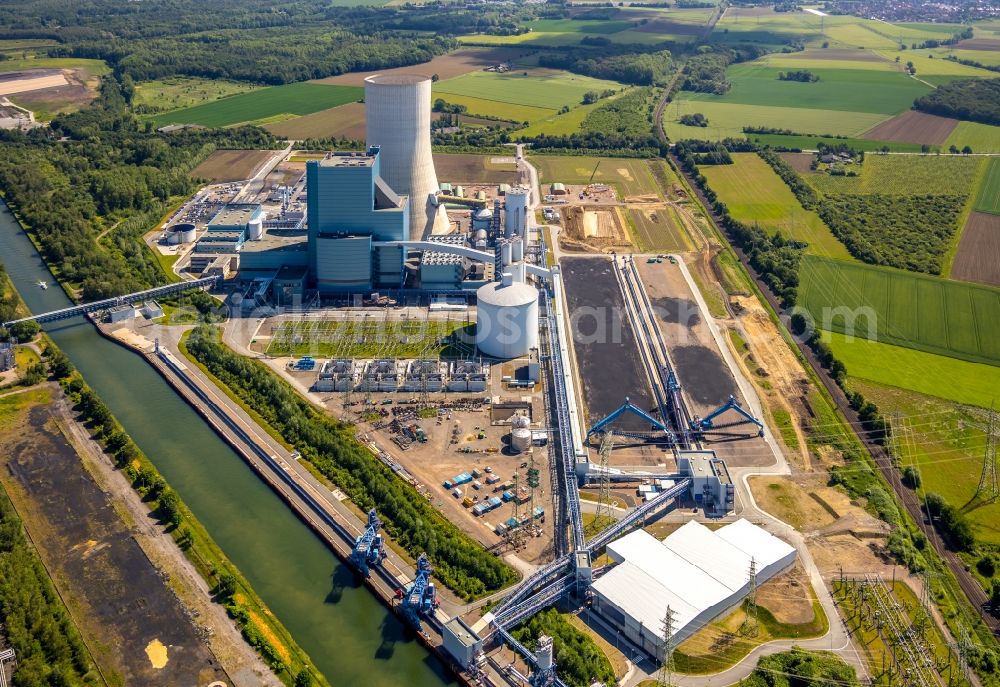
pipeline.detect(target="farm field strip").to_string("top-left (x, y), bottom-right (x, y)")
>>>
top-left (797, 255), bottom-right (1000, 365)
top-left (432, 153), bottom-right (519, 184)
top-left (532, 156), bottom-right (660, 197)
top-left (150, 83), bottom-right (363, 128)
top-left (861, 110), bottom-right (957, 146)
top-left (802, 154), bottom-right (984, 196)
top-left (425, 92), bottom-right (555, 123)
top-left (973, 158), bottom-right (1000, 214)
top-left (626, 206), bottom-right (693, 252)
top-left (134, 77), bottom-right (260, 113)
top-left (264, 102), bottom-right (366, 140)
top-left (700, 153), bottom-right (853, 260)
top-left (950, 212), bottom-right (1000, 287)
top-left (683, 64), bottom-right (931, 115)
top-left (310, 47), bottom-right (528, 86)
top-left (751, 132), bottom-right (928, 152)
top-left (944, 121), bottom-right (1000, 153)
top-left (432, 70), bottom-right (626, 111)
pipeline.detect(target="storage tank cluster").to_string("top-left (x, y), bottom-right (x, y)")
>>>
top-left (510, 413), bottom-right (532, 454)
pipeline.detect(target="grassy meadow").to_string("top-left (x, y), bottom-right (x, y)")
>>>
top-left (135, 77), bottom-right (260, 113)
top-left (802, 154), bottom-right (985, 196)
top-left (974, 159), bottom-right (1000, 215)
top-left (700, 153), bottom-right (852, 259)
top-left (533, 156), bottom-right (661, 197)
top-left (433, 70), bottom-right (626, 114)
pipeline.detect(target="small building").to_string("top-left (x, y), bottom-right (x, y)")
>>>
top-left (0, 342), bottom-right (14, 372)
top-left (677, 450), bottom-right (734, 514)
top-left (497, 184), bottom-right (511, 197)
top-left (141, 300), bottom-right (164, 319)
top-left (315, 359), bottom-right (356, 392)
top-left (441, 616), bottom-right (482, 670)
top-left (107, 304), bottom-right (135, 323)
top-left (550, 182), bottom-right (567, 196)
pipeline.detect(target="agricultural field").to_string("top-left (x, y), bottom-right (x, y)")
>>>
top-left (433, 153), bottom-right (519, 184)
top-left (266, 319), bottom-right (474, 358)
top-left (0, 57), bottom-right (109, 118)
top-left (264, 102), bottom-right (366, 140)
top-left (134, 77), bottom-right (259, 114)
top-left (951, 212), bottom-right (1000, 286)
top-left (797, 255), bottom-right (1000, 365)
top-left (683, 64), bottom-right (931, 116)
top-left (190, 149), bottom-right (276, 182)
top-left (847, 378), bottom-right (1000, 546)
top-left (710, 8), bottom-right (828, 46)
top-left (0, 55), bottom-right (108, 79)
top-left (699, 153), bottom-right (853, 259)
top-left (533, 156), bottom-right (660, 197)
top-left (874, 50), bottom-right (998, 80)
top-left (861, 111), bottom-right (958, 146)
top-left (802, 155), bottom-right (985, 196)
top-left (150, 83), bottom-right (363, 128)
top-left (973, 159), bottom-right (1000, 215)
top-left (312, 47), bottom-right (529, 86)
top-left (626, 206), bottom-right (693, 253)
top-left (944, 121), bottom-right (1000, 154)
top-left (427, 93), bottom-right (555, 124)
top-left (664, 100), bottom-right (889, 141)
top-left (750, 132), bottom-right (928, 153)
top-left (433, 70), bottom-right (627, 115)
top-left (758, 49), bottom-right (898, 72)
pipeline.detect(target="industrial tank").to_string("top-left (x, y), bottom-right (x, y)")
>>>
top-left (365, 74), bottom-right (441, 239)
top-left (504, 189), bottom-right (529, 237)
top-left (166, 223), bottom-right (196, 245)
top-left (475, 275), bottom-right (539, 359)
top-left (511, 428), bottom-right (532, 454)
top-left (472, 208), bottom-right (492, 231)
top-left (247, 215), bottom-right (264, 241)
top-left (511, 235), bottom-right (524, 262)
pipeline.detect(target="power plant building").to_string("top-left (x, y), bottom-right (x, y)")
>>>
top-left (590, 520), bottom-right (796, 657)
top-left (365, 74), bottom-right (444, 239)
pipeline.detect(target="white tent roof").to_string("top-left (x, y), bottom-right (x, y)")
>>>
top-left (660, 520), bottom-right (751, 592)
top-left (715, 518), bottom-right (796, 567)
top-left (591, 561), bottom-right (701, 639)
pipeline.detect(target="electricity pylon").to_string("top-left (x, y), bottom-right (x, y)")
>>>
top-left (596, 430), bottom-right (615, 524)
top-left (974, 405), bottom-right (998, 504)
top-left (659, 606), bottom-right (676, 687)
top-left (741, 557), bottom-right (759, 637)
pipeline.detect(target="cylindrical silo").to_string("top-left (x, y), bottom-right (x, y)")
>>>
top-left (365, 74), bottom-right (441, 240)
top-left (247, 216), bottom-right (264, 241)
top-left (500, 241), bottom-right (513, 266)
top-left (511, 235), bottom-right (524, 262)
top-left (511, 428), bottom-right (532, 454)
top-left (476, 278), bottom-right (539, 359)
top-left (504, 189), bottom-right (529, 238)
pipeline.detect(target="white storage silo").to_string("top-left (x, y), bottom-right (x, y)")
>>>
top-left (511, 234), bottom-right (524, 262)
top-left (511, 427), bottom-right (532, 454)
top-left (247, 215), bottom-right (264, 241)
top-left (365, 74), bottom-right (441, 239)
top-left (475, 275), bottom-right (539, 359)
top-left (504, 189), bottom-right (529, 238)
top-left (500, 241), bottom-right (513, 266)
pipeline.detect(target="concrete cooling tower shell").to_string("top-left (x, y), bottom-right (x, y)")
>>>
top-left (365, 74), bottom-right (440, 240)
top-left (476, 279), bottom-right (539, 359)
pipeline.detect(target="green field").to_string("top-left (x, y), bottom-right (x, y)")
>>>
top-left (973, 158), bottom-right (1000, 215)
top-left (527, 18), bottom-right (636, 34)
top-left (433, 70), bottom-right (626, 112)
top-left (664, 99), bottom-right (889, 140)
top-left (798, 255), bottom-right (1000, 365)
top-left (533, 156), bottom-right (660, 197)
top-left (684, 64), bottom-right (931, 115)
top-left (428, 93), bottom-right (555, 123)
top-left (626, 206), bottom-right (693, 252)
top-left (150, 83), bottom-right (363, 128)
top-left (943, 121), bottom-right (1000, 154)
top-left (802, 155), bottom-right (985, 196)
top-left (0, 56), bottom-right (108, 77)
top-left (849, 379), bottom-right (1000, 545)
top-left (266, 319), bottom-right (474, 358)
top-left (700, 153), bottom-right (853, 259)
top-left (135, 77), bottom-right (260, 114)
top-left (748, 132), bottom-right (929, 152)
top-left (758, 50), bottom-right (899, 72)
top-left (875, 50), bottom-right (998, 79)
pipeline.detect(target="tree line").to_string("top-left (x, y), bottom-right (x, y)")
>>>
top-left (0, 77), bottom-right (276, 301)
top-left (184, 325), bottom-right (518, 600)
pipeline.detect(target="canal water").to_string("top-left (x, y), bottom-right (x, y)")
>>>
top-left (0, 201), bottom-right (453, 687)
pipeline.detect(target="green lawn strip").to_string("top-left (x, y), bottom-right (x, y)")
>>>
top-left (151, 83), bottom-right (363, 128)
top-left (265, 319), bottom-right (469, 358)
top-left (184, 325), bottom-right (518, 601)
top-left (973, 158), bottom-right (1000, 215)
top-left (700, 153), bottom-right (853, 260)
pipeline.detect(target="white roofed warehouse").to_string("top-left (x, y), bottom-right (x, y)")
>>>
top-left (589, 519), bottom-right (796, 658)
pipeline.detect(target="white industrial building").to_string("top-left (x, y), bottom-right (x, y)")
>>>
top-left (590, 519), bottom-right (796, 657)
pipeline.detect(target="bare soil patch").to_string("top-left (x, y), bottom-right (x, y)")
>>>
top-left (779, 152), bottom-right (815, 174)
top-left (3, 68), bottom-right (99, 115)
top-left (266, 101), bottom-right (366, 140)
top-left (562, 205), bottom-right (631, 252)
top-left (862, 110), bottom-right (957, 145)
top-left (951, 211), bottom-right (1000, 287)
top-left (0, 69), bottom-right (67, 95)
top-left (755, 562), bottom-right (816, 625)
top-left (0, 402), bottom-right (229, 686)
top-left (312, 48), bottom-right (531, 86)
top-left (191, 149), bottom-right (274, 182)
top-left (956, 38), bottom-right (1000, 51)
top-left (749, 476), bottom-right (837, 532)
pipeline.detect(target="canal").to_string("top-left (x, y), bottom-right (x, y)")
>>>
top-left (0, 201), bottom-right (453, 687)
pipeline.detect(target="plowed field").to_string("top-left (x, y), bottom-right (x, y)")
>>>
top-left (951, 211), bottom-right (1000, 287)
top-left (862, 110), bottom-right (957, 145)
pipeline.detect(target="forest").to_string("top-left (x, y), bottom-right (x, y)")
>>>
top-left (538, 49), bottom-right (675, 86)
top-left (913, 77), bottom-right (1000, 126)
top-left (0, 78), bottom-right (276, 300)
top-left (184, 325), bottom-right (518, 601)
top-left (0, 484), bottom-right (98, 687)
top-left (510, 608), bottom-right (616, 687)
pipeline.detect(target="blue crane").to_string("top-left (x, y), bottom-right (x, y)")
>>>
top-left (402, 553), bottom-right (438, 630)
top-left (586, 397), bottom-right (669, 440)
top-left (351, 509), bottom-right (384, 576)
top-left (690, 395), bottom-right (764, 437)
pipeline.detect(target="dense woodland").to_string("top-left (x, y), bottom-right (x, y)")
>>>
top-left (0, 485), bottom-right (98, 687)
top-left (0, 78), bottom-right (276, 300)
top-left (913, 77), bottom-right (1000, 126)
top-left (538, 49), bottom-right (675, 86)
top-left (185, 326), bottom-right (517, 600)
top-left (738, 649), bottom-right (858, 687)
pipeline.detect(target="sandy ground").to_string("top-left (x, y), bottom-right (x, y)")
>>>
top-left (0, 72), bottom-right (68, 96)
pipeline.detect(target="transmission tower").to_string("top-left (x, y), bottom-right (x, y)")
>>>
top-left (595, 430), bottom-right (615, 524)
top-left (659, 606), bottom-right (676, 687)
top-left (888, 411), bottom-right (904, 468)
top-left (974, 405), bottom-right (998, 504)
top-left (741, 557), bottom-right (760, 637)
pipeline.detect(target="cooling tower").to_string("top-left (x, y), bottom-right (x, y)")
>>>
top-left (365, 74), bottom-right (442, 240)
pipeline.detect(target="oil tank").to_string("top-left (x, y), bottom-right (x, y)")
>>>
top-left (167, 223), bottom-right (196, 245)
top-left (476, 275), bottom-right (539, 359)
top-left (511, 427), bottom-right (532, 454)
